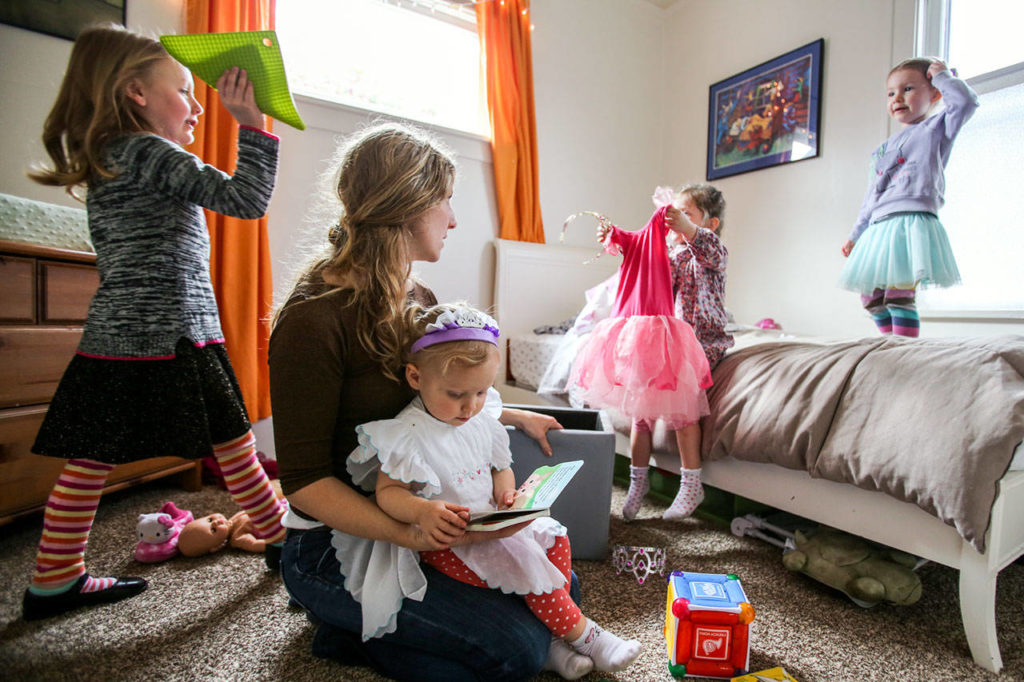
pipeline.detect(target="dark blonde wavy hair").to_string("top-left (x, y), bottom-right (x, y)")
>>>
top-left (29, 24), bottom-right (170, 196)
top-left (282, 122), bottom-right (457, 381)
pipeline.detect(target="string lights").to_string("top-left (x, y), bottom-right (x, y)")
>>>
top-left (382, 0), bottom-right (535, 30)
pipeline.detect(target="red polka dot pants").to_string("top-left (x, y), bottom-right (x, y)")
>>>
top-left (420, 535), bottom-right (582, 637)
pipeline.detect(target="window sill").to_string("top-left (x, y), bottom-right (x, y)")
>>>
top-left (292, 93), bottom-right (492, 162)
top-left (919, 309), bottom-right (1024, 321)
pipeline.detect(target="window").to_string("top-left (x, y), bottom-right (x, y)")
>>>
top-left (914, 0), bottom-right (1024, 315)
top-left (275, 0), bottom-right (489, 137)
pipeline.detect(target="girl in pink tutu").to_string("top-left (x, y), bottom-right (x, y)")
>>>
top-left (569, 203), bottom-right (712, 522)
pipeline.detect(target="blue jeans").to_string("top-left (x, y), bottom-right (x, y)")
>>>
top-left (282, 526), bottom-right (581, 682)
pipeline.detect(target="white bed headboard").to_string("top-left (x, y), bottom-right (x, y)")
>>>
top-left (492, 238), bottom-right (619, 383)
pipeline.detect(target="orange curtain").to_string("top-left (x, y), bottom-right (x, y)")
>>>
top-left (476, 0), bottom-right (545, 243)
top-left (186, 0), bottom-right (275, 421)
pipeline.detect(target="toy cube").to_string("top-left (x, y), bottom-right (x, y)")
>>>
top-left (664, 571), bottom-right (754, 678)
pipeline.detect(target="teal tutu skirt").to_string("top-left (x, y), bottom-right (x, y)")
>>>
top-left (837, 212), bottom-right (960, 294)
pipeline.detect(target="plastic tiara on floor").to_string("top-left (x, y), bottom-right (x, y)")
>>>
top-left (611, 545), bottom-right (666, 585)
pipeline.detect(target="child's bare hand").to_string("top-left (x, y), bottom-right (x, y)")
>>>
top-left (926, 58), bottom-right (948, 80)
top-left (841, 239), bottom-right (855, 257)
top-left (216, 67), bottom-right (265, 130)
top-left (416, 500), bottom-right (469, 548)
top-left (666, 205), bottom-right (699, 242)
top-left (665, 205), bottom-right (683, 227)
top-left (497, 489), bottom-right (517, 510)
top-left (665, 206), bottom-right (692, 237)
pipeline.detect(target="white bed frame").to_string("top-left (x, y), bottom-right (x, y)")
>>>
top-left (493, 238), bottom-right (618, 404)
top-left (492, 237), bottom-right (1024, 673)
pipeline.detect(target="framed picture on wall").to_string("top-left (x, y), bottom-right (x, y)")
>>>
top-left (706, 38), bottom-right (824, 181)
top-left (0, 0), bottom-right (125, 41)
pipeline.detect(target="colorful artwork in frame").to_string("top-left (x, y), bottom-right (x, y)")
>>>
top-left (707, 39), bottom-right (823, 181)
top-left (0, 0), bottom-right (125, 41)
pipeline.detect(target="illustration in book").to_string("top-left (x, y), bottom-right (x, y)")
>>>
top-left (466, 460), bottom-right (583, 531)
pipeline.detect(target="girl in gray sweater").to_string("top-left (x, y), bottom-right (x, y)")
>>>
top-left (22, 24), bottom-right (286, 621)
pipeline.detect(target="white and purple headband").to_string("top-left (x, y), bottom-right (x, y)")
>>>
top-left (410, 307), bottom-right (500, 354)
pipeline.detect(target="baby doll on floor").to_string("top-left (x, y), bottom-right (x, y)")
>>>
top-left (178, 479), bottom-right (286, 557)
top-left (178, 511), bottom-right (269, 556)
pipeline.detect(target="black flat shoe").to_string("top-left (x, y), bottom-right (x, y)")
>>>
top-left (22, 574), bottom-right (147, 621)
top-left (264, 543), bottom-right (282, 572)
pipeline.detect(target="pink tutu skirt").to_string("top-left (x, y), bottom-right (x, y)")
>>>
top-left (570, 315), bottom-right (712, 429)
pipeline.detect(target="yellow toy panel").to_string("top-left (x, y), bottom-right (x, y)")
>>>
top-left (731, 667), bottom-right (799, 681)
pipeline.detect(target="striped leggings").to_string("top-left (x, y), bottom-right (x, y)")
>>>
top-left (861, 286), bottom-right (919, 337)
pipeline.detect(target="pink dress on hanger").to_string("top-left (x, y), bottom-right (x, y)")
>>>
top-left (570, 205), bottom-right (712, 429)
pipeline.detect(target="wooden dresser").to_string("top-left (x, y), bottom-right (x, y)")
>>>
top-left (0, 237), bottom-right (201, 526)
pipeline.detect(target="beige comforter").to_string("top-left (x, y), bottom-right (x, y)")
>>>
top-left (702, 335), bottom-right (1024, 552)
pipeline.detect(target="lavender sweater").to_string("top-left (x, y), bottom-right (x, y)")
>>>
top-left (848, 70), bottom-right (979, 242)
top-left (79, 128), bottom-right (278, 358)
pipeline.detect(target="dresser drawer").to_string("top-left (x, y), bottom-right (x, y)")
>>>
top-left (0, 406), bottom-right (69, 520)
top-left (0, 327), bottom-right (81, 408)
top-left (0, 404), bottom-right (48, 466)
top-left (39, 261), bottom-right (98, 324)
top-left (0, 255), bottom-right (35, 323)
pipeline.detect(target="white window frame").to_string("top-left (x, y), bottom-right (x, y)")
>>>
top-left (275, 0), bottom-right (489, 139)
top-left (915, 0), bottom-right (1024, 94)
top-left (902, 0), bottom-right (1024, 320)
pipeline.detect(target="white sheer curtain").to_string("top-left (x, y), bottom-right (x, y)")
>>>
top-left (918, 83), bottom-right (1024, 312)
top-left (916, 0), bottom-right (1024, 315)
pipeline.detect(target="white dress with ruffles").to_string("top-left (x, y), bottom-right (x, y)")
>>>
top-left (333, 388), bottom-right (567, 641)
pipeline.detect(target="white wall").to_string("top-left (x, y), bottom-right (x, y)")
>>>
top-left (532, 0), bottom-right (668, 243)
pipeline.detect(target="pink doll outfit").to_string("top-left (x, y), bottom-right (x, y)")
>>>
top-left (333, 388), bottom-right (568, 641)
top-left (134, 501), bottom-right (193, 563)
top-left (570, 205), bottom-right (712, 429)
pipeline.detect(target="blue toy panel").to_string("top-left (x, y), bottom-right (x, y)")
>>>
top-left (669, 571), bottom-right (748, 610)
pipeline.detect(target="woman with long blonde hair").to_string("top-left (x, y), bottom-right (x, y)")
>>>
top-left (270, 122), bottom-right (570, 680)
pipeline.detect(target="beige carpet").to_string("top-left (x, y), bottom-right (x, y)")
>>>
top-left (1, 480), bottom-right (1021, 681)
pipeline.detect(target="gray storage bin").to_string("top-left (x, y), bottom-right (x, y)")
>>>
top-left (505, 404), bottom-right (615, 560)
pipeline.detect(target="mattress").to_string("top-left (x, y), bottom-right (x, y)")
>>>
top-left (0, 193), bottom-right (93, 252)
top-left (507, 333), bottom-right (565, 391)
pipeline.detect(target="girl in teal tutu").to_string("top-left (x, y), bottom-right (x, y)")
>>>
top-left (838, 57), bottom-right (978, 337)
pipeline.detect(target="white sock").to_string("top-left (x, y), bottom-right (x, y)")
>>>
top-left (663, 467), bottom-right (704, 520)
top-left (622, 465), bottom-right (650, 521)
top-left (568, 617), bottom-right (641, 673)
top-left (543, 637), bottom-right (594, 680)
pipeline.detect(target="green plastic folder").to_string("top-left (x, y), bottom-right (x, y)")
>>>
top-left (160, 30), bottom-right (306, 131)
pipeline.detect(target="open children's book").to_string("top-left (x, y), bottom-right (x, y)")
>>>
top-left (466, 460), bottom-right (584, 531)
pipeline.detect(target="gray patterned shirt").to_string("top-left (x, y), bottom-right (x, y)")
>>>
top-left (78, 128), bottom-right (278, 358)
